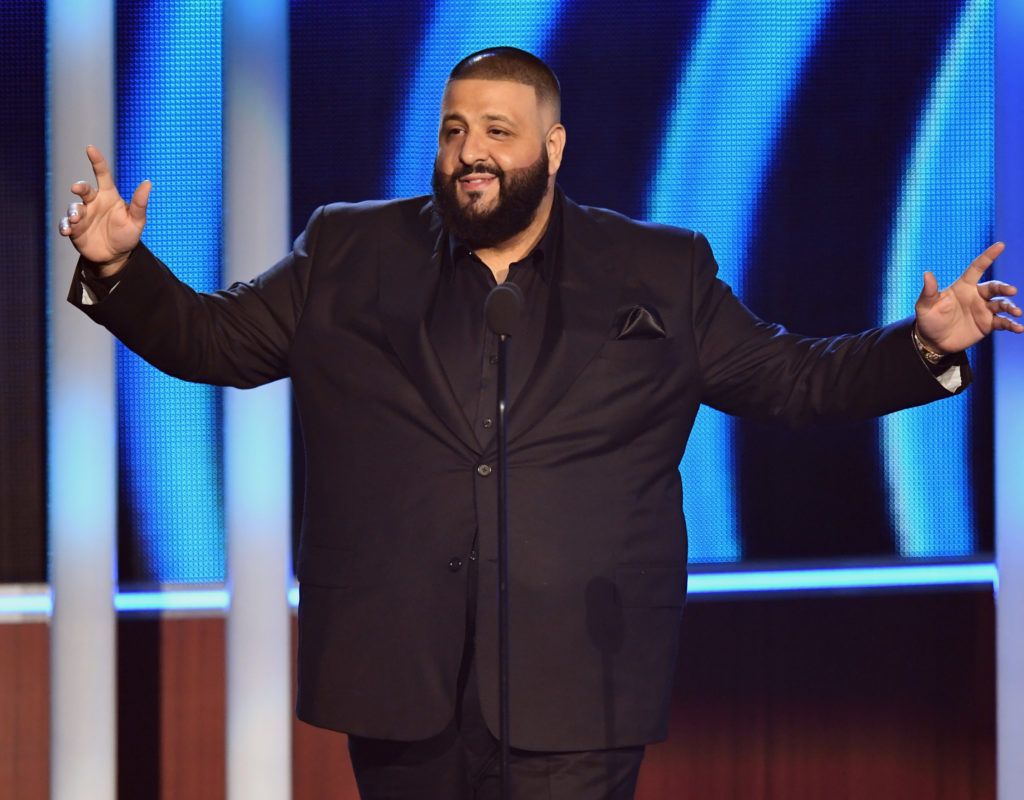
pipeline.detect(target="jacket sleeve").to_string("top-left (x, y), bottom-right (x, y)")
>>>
top-left (67, 206), bottom-right (325, 389)
top-left (690, 231), bottom-right (970, 426)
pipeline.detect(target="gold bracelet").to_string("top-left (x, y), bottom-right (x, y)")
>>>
top-left (912, 324), bottom-right (946, 366)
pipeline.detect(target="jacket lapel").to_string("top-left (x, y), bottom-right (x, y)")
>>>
top-left (378, 201), bottom-right (480, 456)
top-left (501, 196), bottom-right (622, 450)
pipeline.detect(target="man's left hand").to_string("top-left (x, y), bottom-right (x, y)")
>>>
top-left (915, 242), bottom-right (1023, 354)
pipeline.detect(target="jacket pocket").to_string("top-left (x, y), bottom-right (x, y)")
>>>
top-left (595, 336), bottom-right (676, 364)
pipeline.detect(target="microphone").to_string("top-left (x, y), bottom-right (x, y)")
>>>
top-left (485, 282), bottom-right (525, 337)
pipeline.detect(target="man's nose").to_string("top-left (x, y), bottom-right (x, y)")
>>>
top-left (458, 130), bottom-right (489, 166)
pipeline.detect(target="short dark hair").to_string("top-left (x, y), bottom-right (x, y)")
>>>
top-left (448, 47), bottom-right (561, 118)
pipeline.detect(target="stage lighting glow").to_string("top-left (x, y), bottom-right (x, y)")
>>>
top-left (688, 562), bottom-right (997, 595)
top-left (115, 0), bottom-right (226, 583)
top-left (114, 588), bottom-right (230, 613)
top-left (0, 563), bottom-right (998, 620)
top-left (645, 0), bottom-right (833, 562)
top-left (880, 0), bottom-right (992, 557)
top-left (0, 588), bottom-right (53, 617)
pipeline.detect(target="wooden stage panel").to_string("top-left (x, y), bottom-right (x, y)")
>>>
top-left (118, 615), bottom-right (226, 800)
top-left (0, 621), bottom-right (49, 800)
top-left (0, 588), bottom-right (995, 799)
top-left (636, 590), bottom-right (995, 800)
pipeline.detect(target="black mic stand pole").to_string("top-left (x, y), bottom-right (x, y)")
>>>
top-left (496, 330), bottom-right (511, 800)
top-left (484, 282), bottom-right (523, 800)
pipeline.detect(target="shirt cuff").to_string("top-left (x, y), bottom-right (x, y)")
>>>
top-left (935, 364), bottom-right (962, 393)
top-left (79, 268), bottom-right (121, 306)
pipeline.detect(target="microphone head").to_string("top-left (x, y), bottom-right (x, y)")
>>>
top-left (485, 282), bottom-right (525, 336)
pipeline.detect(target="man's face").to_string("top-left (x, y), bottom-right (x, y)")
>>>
top-left (432, 78), bottom-right (562, 248)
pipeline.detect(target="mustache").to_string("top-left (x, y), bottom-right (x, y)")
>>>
top-left (452, 162), bottom-right (504, 180)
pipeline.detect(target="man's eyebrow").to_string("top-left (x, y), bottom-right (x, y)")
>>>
top-left (481, 113), bottom-right (516, 125)
top-left (440, 112), bottom-right (518, 126)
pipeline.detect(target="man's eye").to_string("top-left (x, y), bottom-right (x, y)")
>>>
top-left (490, 129), bottom-right (509, 137)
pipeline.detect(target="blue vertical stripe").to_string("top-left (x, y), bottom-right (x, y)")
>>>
top-left (880, 0), bottom-right (993, 557)
top-left (645, 0), bottom-right (831, 562)
top-left (116, 0), bottom-right (225, 583)
top-left (386, 0), bottom-right (567, 199)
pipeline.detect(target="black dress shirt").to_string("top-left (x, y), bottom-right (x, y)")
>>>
top-left (427, 198), bottom-right (562, 450)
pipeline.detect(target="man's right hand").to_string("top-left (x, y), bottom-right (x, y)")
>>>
top-left (58, 145), bottom-right (151, 278)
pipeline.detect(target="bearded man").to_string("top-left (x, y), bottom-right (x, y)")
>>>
top-left (60, 47), bottom-right (1021, 799)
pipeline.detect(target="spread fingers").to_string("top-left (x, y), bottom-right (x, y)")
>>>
top-left (85, 145), bottom-right (116, 191)
top-left (989, 298), bottom-right (1022, 317)
top-left (70, 180), bottom-right (98, 203)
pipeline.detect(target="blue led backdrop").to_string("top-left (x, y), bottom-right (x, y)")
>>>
top-left (88, 0), bottom-right (994, 585)
top-left (115, 0), bottom-right (225, 585)
top-left (290, 0), bottom-right (994, 567)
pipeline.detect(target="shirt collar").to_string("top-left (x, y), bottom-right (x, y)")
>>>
top-left (445, 189), bottom-right (562, 284)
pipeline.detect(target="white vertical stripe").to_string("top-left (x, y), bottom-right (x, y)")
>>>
top-left (47, 1), bottom-right (117, 798)
top-left (223, 2), bottom-right (293, 799)
top-left (996, 1), bottom-right (1024, 797)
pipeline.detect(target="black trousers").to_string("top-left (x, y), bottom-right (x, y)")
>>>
top-left (348, 555), bottom-right (646, 799)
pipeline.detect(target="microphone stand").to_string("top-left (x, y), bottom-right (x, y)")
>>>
top-left (496, 331), bottom-right (511, 800)
top-left (484, 281), bottom-right (522, 800)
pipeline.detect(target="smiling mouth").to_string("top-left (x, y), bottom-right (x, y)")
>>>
top-left (458, 174), bottom-right (498, 191)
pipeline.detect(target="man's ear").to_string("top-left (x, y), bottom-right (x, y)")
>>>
top-left (546, 124), bottom-right (566, 175)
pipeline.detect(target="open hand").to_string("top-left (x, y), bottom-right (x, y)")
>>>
top-left (58, 145), bottom-right (151, 277)
top-left (914, 242), bottom-right (1023, 354)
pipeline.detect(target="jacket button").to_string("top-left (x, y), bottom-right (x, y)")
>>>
top-left (476, 464), bottom-right (492, 476)
top-left (482, 418), bottom-right (493, 429)
top-left (448, 557), bottom-right (463, 572)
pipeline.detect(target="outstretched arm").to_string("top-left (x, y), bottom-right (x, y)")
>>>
top-left (61, 146), bottom-right (316, 388)
top-left (915, 242), bottom-right (1023, 354)
top-left (692, 233), bottom-right (996, 426)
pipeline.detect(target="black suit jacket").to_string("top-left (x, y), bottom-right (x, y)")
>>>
top-left (70, 194), bottom-right (966, 750)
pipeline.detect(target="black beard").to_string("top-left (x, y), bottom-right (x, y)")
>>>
top-left (431, 148), bottom-right (550, 249)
